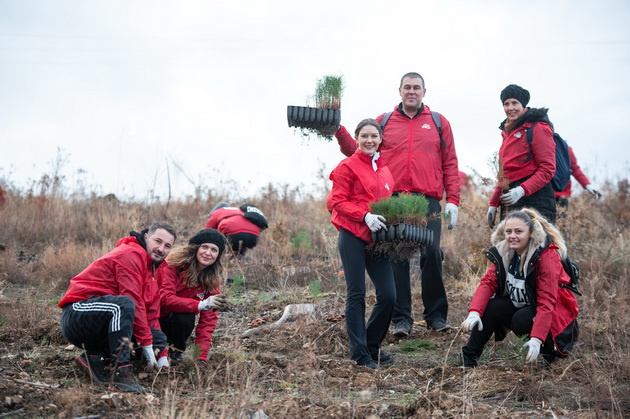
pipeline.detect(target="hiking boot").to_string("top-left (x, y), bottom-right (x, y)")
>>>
top-left (110, 364), bottom-right (144, 393)
top-left (373, 351), bottom-right (394, 366)
top-left (427, 319), bottom-right (453, 332)
top-left (456, 352), bottom-right (478, 368)
top-left (392, 321), bottom-right (412, 337)
top-left (76, 352), bottom-right (108, 384)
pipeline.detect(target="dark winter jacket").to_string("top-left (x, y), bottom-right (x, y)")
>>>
top-left (469, 217), bottom-right (579, 355)
top-left (335, 104), bottom-right (460, 205)
top-left (490, 108), bottom-right (556, 206)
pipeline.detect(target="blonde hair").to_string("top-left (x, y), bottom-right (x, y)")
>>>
top-left (505, 208), bottom-right (567, 259)
top-left (165, 243), bottom-right (224, 293)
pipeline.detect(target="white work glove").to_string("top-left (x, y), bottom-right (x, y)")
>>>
top-left (198, 294), bottom-right (228, 311)
top-left (142, 345), bottom-right (158, 369)
top-left (460, 311), bottom-right (483, 332)
top-left (487, 206), bottom-right (498, 229)
top-left (500, 186), bottom-right (525, 206)
top-left (364, 213), bottom-right (387, 232)
top-left (522, 337), bottom-right (542, 363)
top-left (585, 184), bottom-right (602, 199)
top-left (157, 356), bottom-right (169, 368)
top-left (444, 203), bottom-right (458, 230)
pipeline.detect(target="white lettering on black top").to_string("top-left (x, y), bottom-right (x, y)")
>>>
top-left (506, 253), bottom-right (530, 308)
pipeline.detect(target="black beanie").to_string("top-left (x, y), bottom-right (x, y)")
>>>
top-left (500, 84), bottom-right (530, 107)
top-left (188, 229), bottom-right (226, 256)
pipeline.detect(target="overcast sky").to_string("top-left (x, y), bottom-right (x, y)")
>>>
top-left (1, 0), bottom-right (628, 201)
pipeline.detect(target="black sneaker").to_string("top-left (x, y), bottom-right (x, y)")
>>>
top-left (357, 360), bottom-right (378, 370)
top-left (427, 319), bottom-right (453, 332)
top-left (110, 364), bottom-right (144, 393)
top-left (373, 351), bottom-right (394, 366)
top-left (76, 353), bottom-right (108, 384)
top-left (392, 322), bottom-right (412, 337)
top-left (456, 352), bottom-right (478, 368)
top-left (169, 349), bottom-right (184, 363)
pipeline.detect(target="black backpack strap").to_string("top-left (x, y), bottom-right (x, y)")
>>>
top-left (380, 112), bottom-right (393, 131)
top-left (431, 111), bottom-right (445, 147)
top-left (524, 121), bottom-right (539, 161)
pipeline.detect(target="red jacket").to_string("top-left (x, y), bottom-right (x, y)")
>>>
top-left (490, 120), bottom-right (555, 206)
top-left (470, 242), bottom-right (579, 351)
top-left (58, 236), bottom-right (158, 346)
top-left (158, 265), bottom-right (220, 361)
top-left (205, 207), bottom-right (261, 236)
top-left (555, 146), bottom-right (591, 198)
top-left (329, 149), bottom-right (394, 243)
top-left (335, 104), bottom-right (460, 205)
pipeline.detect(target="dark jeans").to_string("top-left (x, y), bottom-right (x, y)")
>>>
top-left (60, 295), bottom-right (136, 365)
top-left (391, 196), bottom-right (447, 326)
top-left (502, 178), bottom-right (557, 224)
top-left (462, 297), bottom-right (554, 359)
top-left (160, 312), bottom-right (196, 353)
top-left (338, 228), bottom-right (395, 364)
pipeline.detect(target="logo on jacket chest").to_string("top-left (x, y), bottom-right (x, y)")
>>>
top-left (515, 131), bottom-right (523, 138)
top-left (421, 123), bottom-right (431, 130)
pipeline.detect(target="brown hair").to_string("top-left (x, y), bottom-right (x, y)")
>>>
top-left (505, 208), bottom-right (567, 259)
top-left (165, 243), bottom-right (224, 293)
top-left (354, 118), bottom-right (382, 138)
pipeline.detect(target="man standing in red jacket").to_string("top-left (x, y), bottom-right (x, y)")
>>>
top-left (58, 222), bottom-right (176, 392)
top-left (335, 72), bottom-right (460, 336)
top-left (555, 146), bottom-right (601, 216)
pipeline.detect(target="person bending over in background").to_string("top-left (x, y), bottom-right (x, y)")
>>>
top-left (58, 222), bottom-right (176, 392)
top-left (488, 84), bottom-right (558, 228)
top-left (329, 118), bottom-right (396, 369)
top-left (460, 208), bottom-right (579, 368)
top-left (335, 72), bottom-right (460, 336)
top-left (159, 228), bottom-right (228, 363)
top-left (205, 202), bottom-right (268, 257)
top-left (555, 146), bottom-right (601, 216)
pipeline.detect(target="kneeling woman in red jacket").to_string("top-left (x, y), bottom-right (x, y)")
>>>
top-left (460, 208), bottom-right (579, 367)
top-left (159, 229), bottom-right (228, 362)
top-left (329, 118), bottom-right (396, 369)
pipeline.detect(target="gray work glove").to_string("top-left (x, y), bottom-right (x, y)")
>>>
top-left (198, 294), bottom-right (228, 311)
top-left (487, 206), bottom-right (498, 229)
top-left (585, 184), bottom-right (602, 199)
top-left (142, 345), bottom-right (158, 370)
top-left (461, 311), bottom-right (483, 332)
top-left (364, 213), bottom-right (387, 232)
top-left (444, 203), bottom-right (458, 230)
top-left (500, 186), bottom-right (525, 206)
top-left (522, 338), bottom-right (542, 363)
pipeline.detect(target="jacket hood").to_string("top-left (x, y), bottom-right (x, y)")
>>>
top-left (491, 215), bottom-right (547, 248)
top-left (499, 107), bottom-right (553, 132)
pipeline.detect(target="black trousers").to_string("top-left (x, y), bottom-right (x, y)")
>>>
top-left (391, 196), bottom-right (447, 326)
top-left (226, 232), bottom-right (258, 254)
top-left (338, 228), bottom-right (395, 364)
top-left (503, 178), bottom-right (557, 225)
top-left (462, 296), bottom-right (554, 359)
top-left (159, 312), bottom-right (196, 353)
top-left (60, 295), bottom-right (136, 365)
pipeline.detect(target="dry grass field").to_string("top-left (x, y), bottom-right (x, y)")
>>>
top-left (0, 173), bottom-right (628, 418)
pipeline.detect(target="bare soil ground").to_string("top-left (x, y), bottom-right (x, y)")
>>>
top-left (1, 276), bottom-right (626, 418)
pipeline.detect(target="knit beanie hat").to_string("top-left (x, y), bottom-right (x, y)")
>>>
top-left (500, 84), bottom-right (530, 107)
top-left (188, 229), bottom-right (226, 256)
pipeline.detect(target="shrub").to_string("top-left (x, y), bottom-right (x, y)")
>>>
top-left (370, 194), bottom-right (430, 226)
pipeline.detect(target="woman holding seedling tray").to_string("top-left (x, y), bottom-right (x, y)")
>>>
top-left (328, 118), bottom-right (396, 369)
